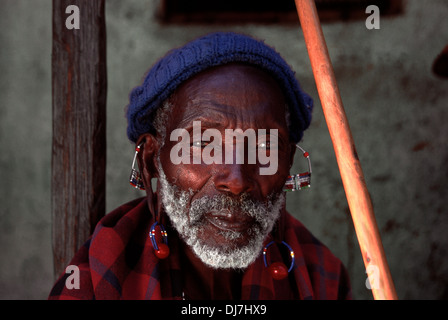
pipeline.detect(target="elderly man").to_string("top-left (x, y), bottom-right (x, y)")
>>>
top-left (49, 32), bottom-right (351, 300)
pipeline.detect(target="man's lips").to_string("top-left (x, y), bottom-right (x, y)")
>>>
top-left (205, 210), bottom-right (254, 233)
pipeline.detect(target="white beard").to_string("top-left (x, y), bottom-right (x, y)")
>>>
top-left (157, 161), bottom-right (285, 270)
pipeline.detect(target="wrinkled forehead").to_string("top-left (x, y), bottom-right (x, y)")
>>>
top-left (165, 63), bottom-right (289, 132)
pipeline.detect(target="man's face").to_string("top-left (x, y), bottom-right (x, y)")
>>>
top-left (155, 63), bottom-right (295, 269)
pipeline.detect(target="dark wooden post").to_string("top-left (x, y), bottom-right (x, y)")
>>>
top-left (52, 0), bottom-right (107, 279)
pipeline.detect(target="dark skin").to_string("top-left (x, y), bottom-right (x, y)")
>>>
top-left (137, 63), bottom-right (296, 299)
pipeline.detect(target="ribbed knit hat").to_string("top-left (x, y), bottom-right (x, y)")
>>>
top-left (126, 32), bottom-right (313, 143)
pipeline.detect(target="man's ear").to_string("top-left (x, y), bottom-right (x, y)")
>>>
top-left (136, 133), bottom-right (160, 190)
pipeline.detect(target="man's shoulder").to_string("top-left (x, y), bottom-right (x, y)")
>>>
top-left (284, 212), bottom-right (352, 299)
top-left (49, 197), bottom-right (153, 300)
top-left (89, 196), bottom-right (150, 252)
top-left (283, 211), bottom-right (323, 244)
top-left (283, 211), bottom-right (343, 264)
top-left (97, 197), bottom-right (148, 228)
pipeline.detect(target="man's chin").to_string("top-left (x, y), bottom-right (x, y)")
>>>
top-left (198, 219), bottom-right (255, 248)
top-left (186, 231), bottom-right (265, 270)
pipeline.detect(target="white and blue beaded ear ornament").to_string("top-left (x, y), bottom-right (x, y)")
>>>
top-left (129, 142), bottom-right (145, 190)
top-left (283, 144), bottom-right (312, 192)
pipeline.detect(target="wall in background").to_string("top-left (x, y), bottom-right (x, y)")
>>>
top-left (1, 0), bottom-right (447, 299)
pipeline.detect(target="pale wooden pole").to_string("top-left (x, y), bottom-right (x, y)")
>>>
top-left (294, 0), bottom-right (398, 300)
top-left (51, 0), bottom-right (107, 279)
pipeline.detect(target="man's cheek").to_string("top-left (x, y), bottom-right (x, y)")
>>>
top-left (161, 158), bottom-right (210, 191)
top-left (177, 165), bottom-right (213, 191)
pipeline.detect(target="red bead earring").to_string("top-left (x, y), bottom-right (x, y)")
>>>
top-left (149, 222), bottom-right (170, 259)
top-left (263, 241), bottom-right (295, 280)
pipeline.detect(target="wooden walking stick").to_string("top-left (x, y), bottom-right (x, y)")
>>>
top-left (294, 0), bottom-right (398, 300)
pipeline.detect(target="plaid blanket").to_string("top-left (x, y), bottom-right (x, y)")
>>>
top-left (49, 197), bottom-right (351, 300)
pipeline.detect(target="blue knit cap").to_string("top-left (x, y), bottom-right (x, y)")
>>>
top-left (126, 32), bottom-right (313, 143)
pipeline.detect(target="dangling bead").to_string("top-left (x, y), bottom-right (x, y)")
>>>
top-left (268, 262), bottom-right (289, 280)
top-left (149, 222), bottom-right (170, 259)
top-left (155, 243), bottom-right (170, 259)
top-left (263, 241), bottom-right (295, 280)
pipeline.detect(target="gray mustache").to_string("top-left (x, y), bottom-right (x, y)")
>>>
top-left (188, 193), bottom-right (280, 231)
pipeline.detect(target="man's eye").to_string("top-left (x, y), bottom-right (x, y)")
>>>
top-left (191, 140), bottom-right (208, 148)
top-left (258, 141), bottom-right (271, 150)
top-left (258, 140), bottom-right (280, 152)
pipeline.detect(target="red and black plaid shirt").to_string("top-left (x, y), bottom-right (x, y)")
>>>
top-left (49, 197), bottom-right (351, 300)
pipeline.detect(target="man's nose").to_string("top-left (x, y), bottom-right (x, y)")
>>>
top-left (213, 162), bottom-right (255, 195)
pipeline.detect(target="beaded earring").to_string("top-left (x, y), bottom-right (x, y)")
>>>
top-left (263, 241), bottom-right (295, 280)
top-left (283, 144), bottom-right (312, 192)
top-left (149, 221), bottom-right (170, 259)
top-left (129, 143), bottom-right (145, 190)
top-left (129, 143), bottom-right (170, 259)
